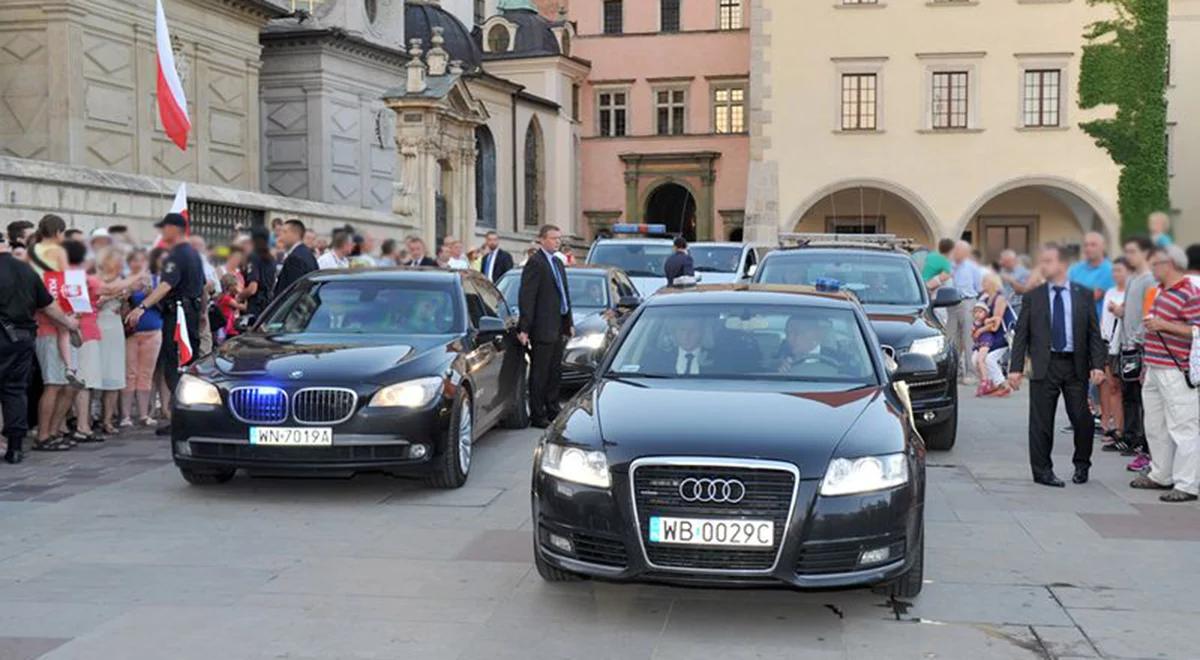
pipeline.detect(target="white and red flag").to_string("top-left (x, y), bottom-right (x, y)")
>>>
top-left (175, 302), bottom-right (193, 367)
top-left (170, 181), bottom-right (190, 234)
top-left (155, 0), bottom-right (191, 151)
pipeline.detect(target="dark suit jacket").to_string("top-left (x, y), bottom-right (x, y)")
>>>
top-left (518, 250), bottom-right (573, 343)
top-left (1009, 282), bottom-right (1105, 381)
top-left (643, 347), bottom-right (718, 375)
top-left (273, 243), bottom-right (318, 298)
top-left (664, 251), bottom-right (695, 285)
top-left (481, 249), bottom-right (514, 283)
top-left (406, 256), bottom-right (438, 268)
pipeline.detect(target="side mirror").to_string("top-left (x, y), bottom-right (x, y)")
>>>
top-left (932, 287), bottom-right (964, 309)
top-left (235, 314), bottom-right (257, 333)
top-left (616, 295), bottom-right (642, 311)
top-left (892, 352), bottom-right (938, 383)
top-left (477, 315), bottom-right (506, 336)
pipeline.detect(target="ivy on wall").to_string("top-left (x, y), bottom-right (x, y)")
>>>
top-left (1078, 0), bottom-right (1169, 236)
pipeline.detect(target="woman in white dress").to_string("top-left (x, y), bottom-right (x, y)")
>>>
top-left (95, 248), bottom-right (145, 433)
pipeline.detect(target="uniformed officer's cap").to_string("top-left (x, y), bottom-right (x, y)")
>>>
top-left (249, 226), bottom-right (270, 241)
top-left (155, 213), bottom-right (187, 229)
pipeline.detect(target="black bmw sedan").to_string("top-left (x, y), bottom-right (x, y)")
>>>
top-left (172, 269), bottom-right (528, 488)
top-left (496, 265), bottom-right (642, 387)
top-left (531, 285), bottom-right (933, 597)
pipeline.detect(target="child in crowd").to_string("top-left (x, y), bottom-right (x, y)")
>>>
top-left (216, 273), bottom-right (245, 343)
top-left (971, 301), bottom-right (998, 396)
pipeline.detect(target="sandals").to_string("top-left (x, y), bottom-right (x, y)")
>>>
top-left (32, 437), bottom-right (72, 452)
top-left (1129, 475), bottom-right (1172, 490)
top-left (1160, 490), bottom-right (1199, 503)
top-left (65, 369), bottom-right (85, 389)
top-left (68, 431), bottom-right (105, 444)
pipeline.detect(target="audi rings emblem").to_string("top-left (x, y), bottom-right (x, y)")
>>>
top-left (679, 478), bottom-right (746, 504)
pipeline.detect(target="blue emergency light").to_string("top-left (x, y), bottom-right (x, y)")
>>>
top-left (612, 224), bottom-right (668, 235)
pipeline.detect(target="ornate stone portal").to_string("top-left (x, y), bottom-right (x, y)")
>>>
top-left (384, 29), bottom-right (489, 249)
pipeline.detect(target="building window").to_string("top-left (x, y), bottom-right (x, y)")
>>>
top-left (475, 126), bottom-right (497, 228)
top-left (1022, 69), bottom-right (1060, 128)
top-left (487, 25), bottom-right (511, 53)
top-left (474, 0), bottom-right (485, 25)
top-left (524, 119), bottom-right (545, 228)
top-left (603, 0), bottom-right (623, 34)
top-left (713, 84), bottom-right (746, 134)
top-left (841, 73), bottom-right (877, 131)
top-left (661, 0), bottom-right (681, 32)
top-left (597, 90), bottom-right (628, 137)
top-left (655, 88), bottom-right (687, 136)
top-left (931, 71), bottom-right (969, 129)
top-left (719, 0), bottom-right (743, 29)
top-left (572, 84), bottom-right (580, 122)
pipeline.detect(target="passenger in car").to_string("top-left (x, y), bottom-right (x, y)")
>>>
top-left (644, 316), bottom-right (713, 375)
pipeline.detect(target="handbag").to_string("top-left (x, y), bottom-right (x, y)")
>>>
top-left (1190, 327), bottom-right (1200, 387)
top-left (1119, 346), bottom-right (1143, 382)
top-left (1154, 330), bottom-right (1198, 389)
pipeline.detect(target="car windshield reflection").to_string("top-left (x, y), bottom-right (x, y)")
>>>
top-left (259, 280), bottom-right (464, 335)
top-left (757, 254), bottom-right (924, 306)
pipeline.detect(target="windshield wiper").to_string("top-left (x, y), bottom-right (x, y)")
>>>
top-left (693, 266), bottom-right (731, 273)
top-left (604, 371), bottom-right (672, 381)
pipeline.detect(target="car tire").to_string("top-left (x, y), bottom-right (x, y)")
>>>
top-left (534, 547), bottom-right (584, 582)
top-left (500, 367), bottom-right (530, 430)
top-left (922, 408), bottom-right (957, 451)
top-left (875, 531), bottom-right (924, 599)
top-left (179, 468), bottom-right (235, 485)
top-left (426, 390), bottom-right (472, 489)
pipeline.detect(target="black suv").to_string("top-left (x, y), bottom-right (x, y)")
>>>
top-left (752, 237), bottom-right (962, 450)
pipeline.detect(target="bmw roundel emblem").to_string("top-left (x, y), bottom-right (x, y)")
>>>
top-left (289, 370), bottom-right (304, 380)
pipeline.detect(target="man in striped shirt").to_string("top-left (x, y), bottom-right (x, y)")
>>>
top-left (1131, 245), bottom-right (1200, 502)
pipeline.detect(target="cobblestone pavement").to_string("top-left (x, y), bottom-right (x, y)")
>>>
top-left (1, 388), bottom-right (1198, 659)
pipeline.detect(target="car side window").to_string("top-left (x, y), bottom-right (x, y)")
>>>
top-left (474, 278), bottom-right (509, 318)
top-left (616, 273), bottom-right (638, 298)
top-left (462, 280), bottom-right (489, 328)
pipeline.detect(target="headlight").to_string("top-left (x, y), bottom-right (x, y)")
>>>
top-left (820, 453), bottom-right (909, 496)
top-left (176, 374), bottom-right (221, 406)
top-left (368, 377), bottom-right (444, 408)
top-left (540, 443), bottom-right (610, 488)
top-left (566, 332), bottom-right (605, 351)
top-left (907, 335), bottom-right (946, 357)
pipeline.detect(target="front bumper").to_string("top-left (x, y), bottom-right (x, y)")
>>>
top-left (531, 467), bottom-right (923, 589)
top-left (171, 396), bottom-right (452, 476)
top-left (907, 351), bottom-right (958, 428)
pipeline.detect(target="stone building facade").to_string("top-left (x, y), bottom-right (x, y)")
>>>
top-left (1169, 0), bottom-right (1200, 245)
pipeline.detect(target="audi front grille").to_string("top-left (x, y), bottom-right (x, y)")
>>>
top-left (630, 458), bottom-right (799, 574)
top-left (228, 387), bottom-right (288, 425)
top-left (292, 388), bottom-right (358, 425)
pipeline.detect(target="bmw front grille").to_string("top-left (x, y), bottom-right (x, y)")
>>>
top-left (292, 388), bottom-right (358, 425)
top-left (228, 387), bottom-right (288, 424)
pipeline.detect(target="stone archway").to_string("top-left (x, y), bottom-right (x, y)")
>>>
top-left (956, 177), bottom-right (1120, 258)
top-left (786, 179), bottom-right (939, 246)
top-left (644, 181), bottom-right (698, 241)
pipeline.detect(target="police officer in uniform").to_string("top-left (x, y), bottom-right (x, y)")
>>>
top-left (0, 235), bottom-right (79, 464)
top-left (124, 213), bottom-right (204, 433)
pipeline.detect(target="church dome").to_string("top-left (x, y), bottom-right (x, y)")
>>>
top-left (481, 1), bottom-right (561, 59)
top-left (405, 0), bottom-right (483, 72)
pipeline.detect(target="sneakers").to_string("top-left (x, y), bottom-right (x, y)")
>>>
top-left (1126, 453), bottom-right (1151, 473)
top-left (118, 417), bottom-right (134, 428)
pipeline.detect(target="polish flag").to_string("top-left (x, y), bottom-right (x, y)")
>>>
top-left (155, 0), bottom-right (191, 151)
top-left (170, 181), bottom-right (190, 235)
top-left (175, 302), bottom-right (193, 367)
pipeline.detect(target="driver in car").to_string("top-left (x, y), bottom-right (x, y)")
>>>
top-left (405, 294), bottom-right (444, 334)
top-left (778, 315), bottom-right (840, 374)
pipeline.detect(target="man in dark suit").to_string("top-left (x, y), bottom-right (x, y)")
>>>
top-left (1008, 243), bottom-right (1106, 487)
top-left (404, 236), bottom-right (438, 267)
top-left (480, 231), bottom-right (513, 283)
top-left (273, 218), bottom-right (318, 297)
top-left (664, 237), bottom-right (695, 287)
top-left (518, 224), bottom-right (573, 427)
top-left (643, 316), bottom-right (717, 375)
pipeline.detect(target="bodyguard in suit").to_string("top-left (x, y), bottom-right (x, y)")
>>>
top-left (480, 231), bottom-right (513, 283)
top-left (664, 237), bottom-right (695, 286)
top-left (273, 219), bottom-right (318, 297)
top-left (518, 224), bottom-right (574, 428)
top-left (404, 236), bottom-right (438, 268)
top-left (1008, 243), bottom-right (1106, 487)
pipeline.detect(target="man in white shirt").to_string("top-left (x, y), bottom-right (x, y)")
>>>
top-left (646, 317), bottom-right (709, 375)
top-left (317, 231), bottom-right (352, 270)
top-left (444, 237), bottom-right (469, 270)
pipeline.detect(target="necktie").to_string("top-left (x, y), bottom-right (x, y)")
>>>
top-left (548, 254), bottom-right (568, 315)
top-left (485, 253), bottom-right (494, 281)
top-left (683, 352), bottom-right (695, 375)
top-left (1052, 286), bottom-right (1067, 352)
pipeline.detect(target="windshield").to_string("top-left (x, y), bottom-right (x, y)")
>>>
top-left (496, 271), bottom-right (610, 311)
top-left (756, 253), bottom-right (925, 306)
top-left (690, 246), bottom-right (743, 273)
top-left (588, 243), bottom-right (674, 277)
top-left (607, 304), bottom-right (878, 383)
top-left (260, 279), bottom-right (463, 335)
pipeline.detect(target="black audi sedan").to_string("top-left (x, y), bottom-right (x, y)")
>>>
top-left (171, 269), bottom-right (528, 488)
top-left (531, 285), bottom-right (933, 597)
top-left (754, 244), bottom-right (962, 450)
top-left (495, 265), bottom-right (642, 387)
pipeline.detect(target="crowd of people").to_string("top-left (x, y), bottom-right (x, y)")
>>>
top-left (925, 211), bottom-right (1198, 502)
top-left (0, 213), bottom-right (578, 464)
